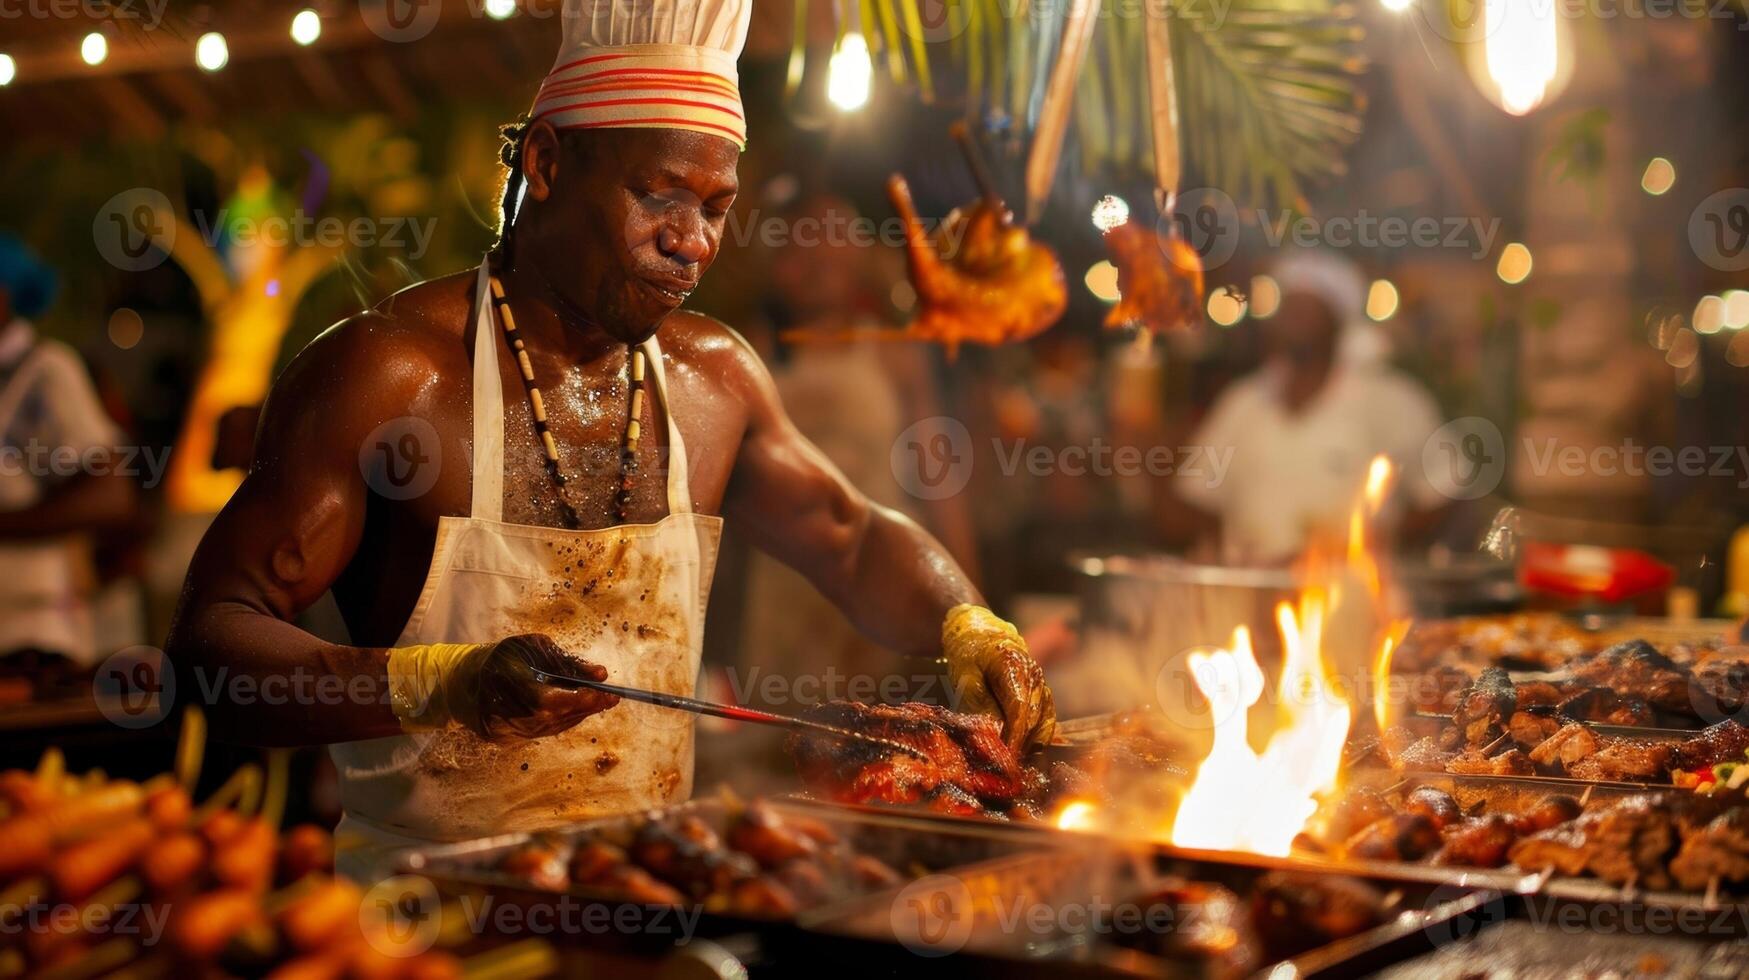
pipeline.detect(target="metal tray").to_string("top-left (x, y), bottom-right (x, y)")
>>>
top-left (812, 842), bottom-right (1510, 979)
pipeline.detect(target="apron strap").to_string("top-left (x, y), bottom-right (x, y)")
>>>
top-left (640, 336), bottom-right (692, 516)
top-left (469, 262), bottom-right (506, 523)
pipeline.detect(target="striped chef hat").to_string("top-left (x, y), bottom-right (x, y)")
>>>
top-left (531, 0), bottom-right (752, 149)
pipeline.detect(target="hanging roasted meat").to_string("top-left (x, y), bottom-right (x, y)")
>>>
top-left (1101, 211), bottom-right (1205, 338)
top-left (883, 174), bottom-right (1068, 358)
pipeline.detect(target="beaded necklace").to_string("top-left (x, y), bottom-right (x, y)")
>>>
top-left (486, 274), bottom-right (645, 528)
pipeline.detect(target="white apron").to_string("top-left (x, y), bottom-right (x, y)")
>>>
top-left (333, 263), bottom-right (722, 881)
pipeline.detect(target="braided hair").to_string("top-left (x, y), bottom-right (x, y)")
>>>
top-left (493, 117), bottom-right (531, 271)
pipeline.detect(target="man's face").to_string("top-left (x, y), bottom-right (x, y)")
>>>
top-left (525, 127), bottom-right (739, 343)
top-left (1263, 291), bottom-right (1339, 367)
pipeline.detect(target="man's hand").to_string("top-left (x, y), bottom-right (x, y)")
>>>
top-left (388, 633), bottom-right (620, 742)
top-left (942, 605), bottom-right (1057, 753)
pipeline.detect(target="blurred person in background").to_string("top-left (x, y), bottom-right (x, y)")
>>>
top-left (1158, 250), bottom-right (1447, 565)
top-left (0, 235), bottom-right (137, 691)
top-left (737, 192), bottom-right (978, 692)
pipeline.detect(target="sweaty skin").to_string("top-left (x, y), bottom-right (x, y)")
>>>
top-left (165, 125), bottom-right (982, 746)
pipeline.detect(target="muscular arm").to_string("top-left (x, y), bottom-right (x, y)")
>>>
top-left (164, 318), bottom-right (409, 746)
top-left (717, 331), bottom-right (979, 658)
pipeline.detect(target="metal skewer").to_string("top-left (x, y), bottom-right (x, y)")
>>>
top-left (521, 663), bottom-right (930, 759)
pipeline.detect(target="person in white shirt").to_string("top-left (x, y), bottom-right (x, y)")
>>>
top-left (1168, 251), bottom-right (1447, 565)
top-left (0, 235), bottom-right (136, 671)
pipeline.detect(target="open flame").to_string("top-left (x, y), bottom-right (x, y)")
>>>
top-left (1056, 454), bottom-right (1408, 857)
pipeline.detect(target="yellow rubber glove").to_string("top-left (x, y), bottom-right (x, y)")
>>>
top-left (941, 604), bottom-right (1058, 753)
top-left (387, 634), bottom-right (619, 741)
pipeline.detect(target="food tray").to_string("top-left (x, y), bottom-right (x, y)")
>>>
top-left (812, 842), bottom-right (1508, 979)
top-left (1369, 891), bottom-right (1749, 979)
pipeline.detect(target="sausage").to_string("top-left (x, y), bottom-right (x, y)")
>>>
top-left (141, 832), bottom-right (207, 895)
top-left (279, 825), bottom-right (335, 884)
top-left (172, 888), bottom-right (265, 960)
top-left (49, 818), bottom-right (155, 902)
top-left (1402, 787), bottom-right (1462, 831)
top-left (0, 783), bottom-right (146, 876)
top-left (199, 810), bottom-right (245, 848)
top-left (278, 878), bottom-right (364, 952)
top-left (144, 786), bottom-right (193, 833)
top-left (213, 819), bottom-right (277, 893)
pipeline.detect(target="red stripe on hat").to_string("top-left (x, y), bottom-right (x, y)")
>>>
top-left (539, 95), bottom-right (744, 121)
top-left (562, 115), bottom-right (745, 140)
top-left (539, 77), bottom-right (740, 100)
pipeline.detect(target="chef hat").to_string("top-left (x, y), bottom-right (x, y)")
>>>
top-left (531, 0), bottom-right (752, 149)
top-left (1269, 249), bottom-right (1391, 366)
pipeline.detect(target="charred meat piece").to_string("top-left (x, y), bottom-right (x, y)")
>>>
top-left (724, 875), bottom-right (801, 918)
top-left (1528, 723), bottom-right (1601, 773)
top-left (1453, 668), bottom-right (1517, 746)
top-left (1567, 740), bottom-right (1675, 783)
top-left (1556, 688), bottom-right (1655, 727)
top-left (1514, 681), bottom-right (1568, 708)
top-left (1403, 787), bottom-right (1462, 831)
top-left (1119, 880), bottom-right (1259, 979)
top-left (1516, 795), bottom-right (1584, 836)
top-left (567, 840), bottom-right (690, 904)
top-left (726, 801), bottom-right (821, 869)
top-left (1509, 710), bottom-right (1560, 748)
top-left (1689, 660), bottom-right (1749, 717)
top-left (1567, 641), bottom-right (1693, 715)
top-left (1508, 794), bottom-right (1685, 889)
top-left (1670, 807), bottom-right (1749, 891)
top-left (1674, 720), bottom-right (1749, 773)
top-left (630, 818), bottom-right (761, 898)
top-left (787, 701), bottom-right (1040, 815)
top-left (1410, 664), bottom-right (1480, 715)
top-left (1436, 815), bottom-right (1520, 868)
top-left (1344, 813), bottom-right (1442, 862)
top-left (1250, 873), bottom-right (1387, 957)
top-left (1447, 748), bottom-right (1534, 776)
top-left (500, 838), bottom-right (570, 892)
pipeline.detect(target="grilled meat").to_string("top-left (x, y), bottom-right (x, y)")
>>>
top-left (1343, 813), bottom-right (1441, 862)
top-left (1673, 720), bottom-right (1749, 772)
top-left (1447, 748), bottom-right (1534, 776)
top-left (1528, 722), bottom-right (1601, 772)
top-left (787, 701), bottom-right (1045, 817)
top-left (1321, 787), bottom-right (1398, 842)
top-left (1567, 740), bottom-right (1676, 783)
top-left (1514, 681), bottom-right (1568, 707)
top-left (1567, 641), bottom-right (1693, 715)
top-left (1402, 787), bottom-right (1462, 831)
top-left (1410, 664), bottom-right (1478, 715)
top-left (1690, 660), bottom-right (1749, 716)
top-left (1250, 873), bottom-right (1387, 956)
top-left (1436, 814), bottom-right (1519, 868)
top-left (1509, 710), bottom-right (1560, 748)
top-left (1454, 667), bottom-right (1517, 746)
top-left (1507, 794), bottom-right (1687, 889)
top-left (1516, 795), bottom-right (1584, 835)
top-left (1393, 736), bottom-right (1457, 773)
top-left (1670, 807), bottom-right (1749, 891)
top-left (1556, 688), bottom-right (1656, 727)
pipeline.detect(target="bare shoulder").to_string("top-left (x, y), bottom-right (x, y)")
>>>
top-left (259, 271), bottom-right (476, 454)
top-left (656, 309), bottom-right (777, 405)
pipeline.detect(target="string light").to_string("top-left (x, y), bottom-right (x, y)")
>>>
top-left (1249, 275), bottom-right (1281, 319)
top-left (291, 9), bottom-right (322, 46)
top-left (1693, 295), bottom-right (1725, 335)
top-left (1365, 279), bottom-right (1400, 321)
top-left (1641, 157), bottom-right (1675, 196)
top-left (0, 54), bottom-right (13, 86)
top-left (1091, 195), bottom-right (1131, 231)
top-left (826, 33), bottom-right (873, 111)
top-left (1208, 288), bottom-right (1247, 327)
top-left (485, 0), bottom-right (518, 19)
top-left (1497, 243), bottom-right (1533, 284)
top-left (1085, 261), bottom-right (1120, 303)
top-left (1723, 290), bottom-right (1749, 331)
top-left (81, 32), bottom-right (108, 67)
top-left (196, 32), bottom-right (229, 72)
top-left (1379, 0), bottom-right (1413, 10)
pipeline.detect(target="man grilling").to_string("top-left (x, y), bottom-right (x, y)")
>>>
top-left (165, 0), bottom-right (1054, 880)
